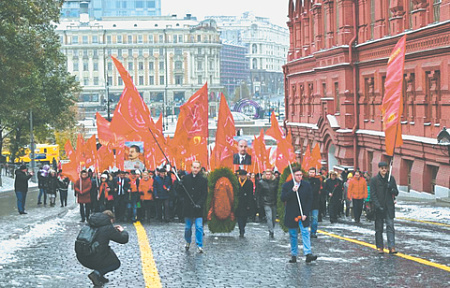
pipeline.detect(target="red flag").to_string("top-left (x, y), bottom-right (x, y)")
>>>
top-left (84, 135), bottom-right (98, 170)
top-left (382, 35), bottom-right (406, 156)
top-left (64, 139), bottom-right (75, 161)
top-left (61, 160), bottom-right (79, 183)
top-left (172, 84), bottom-right (209, 167)
top-left (98, 145), bottom-right (114, 172)
top-left (96, 112), bottom-right (121, 146)
top-left (302, 144), bottom-right (312, 170)
top-left (266, 112), bottom-right (284, 141)
top-left (212, 94), bottom-right (236, 170)
top-left (75, 134), bottom-right (86, 167)
top-left (155, 114), bottom-right (163, 134)
top-left (311, 143), bottom-right (322, 170)
top-left (110, 56), bottom-right (152, 137)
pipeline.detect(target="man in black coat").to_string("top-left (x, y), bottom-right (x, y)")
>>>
top-left (307, 167), bottom-right (321, 238)
top-left (76, 210), bottom-right (129, 286)
top-left (324, 171), bottom-right (343, 223)
top-left (236, 169), bottom-right (254, 237)
top-left (256, 168), bottom-right (279, 238)
top-left (113, 171), bottom-right (131, 221)
top-left (370, 161), bottom-right (399, 254)
top-left (281, 166), bottom-right (318, 263)
top-left (182, 161), bottom-right (208, 253)
top-left (14, 165), bottom-right (33, 214)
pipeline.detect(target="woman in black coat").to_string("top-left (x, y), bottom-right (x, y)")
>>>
top-left (47, 170), bottom-right (59, 207)
top-left (236, 170), bottom-right (254, 237)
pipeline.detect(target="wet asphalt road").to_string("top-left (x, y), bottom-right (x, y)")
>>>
top-left (0, 189), bottom-right (449, 288)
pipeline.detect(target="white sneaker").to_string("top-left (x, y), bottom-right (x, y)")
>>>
top-left (185, 243), bottom-right (190, 251)
top-left (197, 247), bottom-right (204, 254)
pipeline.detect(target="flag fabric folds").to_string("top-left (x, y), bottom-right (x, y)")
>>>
top-left (381, 35), bottom-right (406, 156)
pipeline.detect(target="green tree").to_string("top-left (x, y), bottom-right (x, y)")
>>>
top-left (0, 0), bottom-right (79, 163)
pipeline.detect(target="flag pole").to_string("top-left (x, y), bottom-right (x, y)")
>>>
top-left (288, 162), bottom-right (304, 217)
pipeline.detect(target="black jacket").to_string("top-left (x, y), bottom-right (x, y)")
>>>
top-left (47, 175), bottom-right (58, 195)
top-left (58, 177), bottom-right (70, 191)
top-left (114, 177), bottom-right (131, 198)
top-left (308, 177), bottom-right (321, 210)
top-left (370, 173), bottom-right (399, 219)
top-left (181, 173), bottom-right (208, 218)
top-left (233, 153), bottom-right (252, 165)
top-left (236, 178), bottom-right (254, 218)
top-left (281, 180), bottom-right (312, 228)
top-left (14, 169), bottom-right (32, 192)
top-left (257, 177), bottom-right (278, 207)
top-left (76, 213), bottom-right (129, 270)
top-left (324, 178), bottom-right (343, 201)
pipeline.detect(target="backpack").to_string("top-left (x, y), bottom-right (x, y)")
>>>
top-left (74, 225), bottom-right (100, 256)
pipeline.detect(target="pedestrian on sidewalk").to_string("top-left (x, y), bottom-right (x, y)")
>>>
top-left (256, 168), bottom-right (278, 238)
top-left (75, 170), bottom-right (92, 222)
top-left (76, 210), bottom-right (129, 286)
top-left (47, 169), bottom-right (58, 207)
top-left (281, 166), bottom-right (318, 263)
top-left (182, 161), bottom-right (208, 253)
top-left (370, 161), bottom-right (399, 254)
top-left (347, 170), bottom-right (368, 223)
top-left (236, 169), bottom-right (253, 238)
top-left (58, 172), bottom-right (70, 207)
top-left (14, 164), bottom-right (33, 214)
top-left (37, 165), bottom-right (49, 205)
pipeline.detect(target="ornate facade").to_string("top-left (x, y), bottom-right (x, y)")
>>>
top-left (284, 0), bottom-right (450, 198)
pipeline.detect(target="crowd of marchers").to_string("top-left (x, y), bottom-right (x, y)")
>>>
top-left (14, 160), bottom-right (398, 286)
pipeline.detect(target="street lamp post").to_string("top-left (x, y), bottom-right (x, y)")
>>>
top-left (29, 109), bottom-right (37, 182)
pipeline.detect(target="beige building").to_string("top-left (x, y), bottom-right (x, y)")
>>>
top-left (56, 15), bottom-right (222, 121)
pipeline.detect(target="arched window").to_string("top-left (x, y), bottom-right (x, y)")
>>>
top-left (252, 44), bottom-right (257, 54)
top-left (252, 58), bottom-right (258, 69)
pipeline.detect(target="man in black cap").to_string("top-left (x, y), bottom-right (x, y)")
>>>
top-left (370, 161), bottom-right (399, 254)
top-left (236, 169), bottom-right (253, 237)
top-left (14, 165), bottom-right (34, 214)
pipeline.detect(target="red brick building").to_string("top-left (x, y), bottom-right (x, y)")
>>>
top-left (283, 0), bottom-right (450, 199)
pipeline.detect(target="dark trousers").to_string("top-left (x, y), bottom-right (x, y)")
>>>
top-left (318, 194), bottom-right (327, 221)
top-left (139, 200), bottom-right (155, 221)
top-left (15, 191), bottom-right (27, 213)
top-left (38, 188), bottom-right (47, 204)
top-left (353, 199), bottom-right (364, 221)
top-left (59, 190), bottom-right (68, 206)
top-left (237, 216), bottom-right (247, 235)
top-left (329, 197), bottom-right (341, 223)
top-left (115, 195), bottom-right (126, 221)
top-left (375, 211), bottom-right (395, 249)
top-left (79, 203), bottom-right (91, 221)
top-left (156, 199), bottom-right (170, 221)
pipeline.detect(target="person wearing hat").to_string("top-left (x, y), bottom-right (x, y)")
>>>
top-left (324, 170), bottom-right (343, 223)
top-left (75, 170), bottom-right (93, 222)
top-left (370, 161), bottom-right (399, 254)
top-left (236, 169), bottom-right (253, 238)
top-left (14, 164), bottom-right (34, 214)
top-left (113, 170), bottom-right (131, 222)
top-left (46, 169), bottom-right (59, 207)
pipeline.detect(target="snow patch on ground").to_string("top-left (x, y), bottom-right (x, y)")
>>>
top-left (0, 218), bottom-right (66, 264)
top-left (396, 202), bottom-right (450, 224)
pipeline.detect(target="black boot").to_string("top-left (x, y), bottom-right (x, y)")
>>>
top-left (289, 256), bottom-right (297, 263)
top-left (305, 254), bottom-right (318, 263)
top-left (88, 271), bottom-right (103, 286)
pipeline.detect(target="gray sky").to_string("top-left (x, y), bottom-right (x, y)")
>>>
top-left (161, 0), bottom-right (289, 28)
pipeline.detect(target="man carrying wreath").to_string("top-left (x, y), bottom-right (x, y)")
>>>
top-left (281, 166), bottom-right (318, 263)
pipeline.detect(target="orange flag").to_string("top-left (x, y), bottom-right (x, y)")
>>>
top-left (251, 129), bottom-right (268, 173)
top-left (155, 113), bottom-right (163, 134)
top-left (75, 134), bottom-right (86, 167)
top-left (382, 35), bottom-right (406, 156)
top-left (302, 144), bottom-right (312, 170)
top-left (84, 135), bottom-right (98, 170)
top-left (212, 94), bottom-right (236, 170)
top-left (266, 112), bottom-right (284, 141)
top-left (64, 139), bottom-right (75, 161)
top-left (173, 84), bottom-right (209, 168)
top-left (61, 160), bottom-right (79, 183)
top-left (311, 143), bottom-right (322, 170)
top-left (96, 112), bottom-right (122, 146)
top-left (110, 56), bottom-right (152, 138)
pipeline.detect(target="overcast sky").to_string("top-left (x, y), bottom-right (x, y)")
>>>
top-left (161, 0), bottom-right (289, 28)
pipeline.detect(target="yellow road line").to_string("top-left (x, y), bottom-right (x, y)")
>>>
top-left (318, 229), bottom-right (450, 273)
top-left (396, 217), bottom-right (450, 228)
top-left (134, 221), bottom-right (162, 288)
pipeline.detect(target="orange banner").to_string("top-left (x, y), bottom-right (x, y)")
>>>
top-left (382, 35), bottom-right (406, 156)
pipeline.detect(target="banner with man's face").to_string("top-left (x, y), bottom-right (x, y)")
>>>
top-left (124, 141), bottom-right (145, 171)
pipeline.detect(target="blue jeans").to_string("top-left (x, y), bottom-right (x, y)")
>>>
top-left (288, 221), bottom-right (312, 257)
top-left (38, 188), bottom-right (47, 204)
top-left (310, 209), bottom-right (319, 235)
top-left (185, 217), bottom-right (203, 248)
top-left (15, 191), bottom-right (27, 213)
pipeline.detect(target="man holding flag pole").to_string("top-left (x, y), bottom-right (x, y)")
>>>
top-left (281, 166), bottom-right (317, 263)
top-left (371, 35), bottom-right (407, 255)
